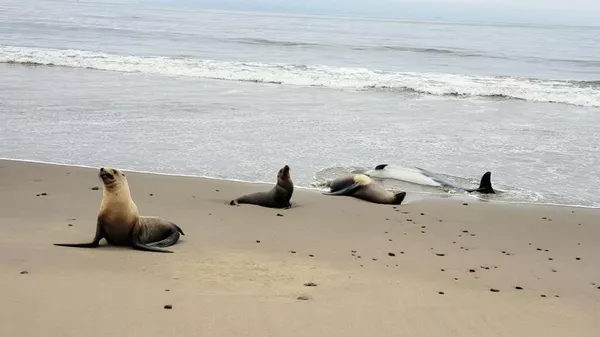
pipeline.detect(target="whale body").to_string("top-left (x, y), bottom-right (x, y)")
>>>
top-left (363, 164), bottom-right (495, 194)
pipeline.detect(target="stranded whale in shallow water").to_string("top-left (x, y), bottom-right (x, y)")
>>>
top-left (323, 174), bottom-right (407, 205)
top-left (363, 164), bottom-right (495, 194)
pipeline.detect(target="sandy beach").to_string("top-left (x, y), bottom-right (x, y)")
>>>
top-left (0, 158), bottom-right (599, 336)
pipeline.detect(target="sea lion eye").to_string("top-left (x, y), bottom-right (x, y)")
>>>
top-left (112, 169), bottom-right (118, 175)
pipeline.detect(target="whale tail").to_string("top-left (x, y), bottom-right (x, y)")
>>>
top-left (466, 171), bottom-right (495, 194)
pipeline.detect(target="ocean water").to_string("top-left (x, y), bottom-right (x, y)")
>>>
top-left (1, 0), bottom-right (599, 207)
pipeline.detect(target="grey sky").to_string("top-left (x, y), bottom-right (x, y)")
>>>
top-left (160, 0), bottom-right (600, 26)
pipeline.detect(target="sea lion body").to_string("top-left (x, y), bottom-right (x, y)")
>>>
top-left (230, 165), bottom-right (294, 209)
top-left (54, 167), bottom-right (184, 253)
top-left (324, 174), bottom-right (406, 205)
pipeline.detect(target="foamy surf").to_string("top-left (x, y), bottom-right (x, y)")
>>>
top-left (1, 45), bottom-right (599, 107)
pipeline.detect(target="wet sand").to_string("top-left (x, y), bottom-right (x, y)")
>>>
top-left (1, 159), bottom-right (599, 337)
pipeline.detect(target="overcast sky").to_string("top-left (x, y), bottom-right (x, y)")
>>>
top-left (157, 0), bottom-right (599, 26)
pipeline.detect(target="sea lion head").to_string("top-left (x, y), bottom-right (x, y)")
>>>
top-left (277, 165), bottom-right (293, 190)
top-left (99, 167), bottom-right (126, 190)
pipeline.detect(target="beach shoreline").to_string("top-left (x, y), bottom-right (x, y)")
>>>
top-left (1, 158), bottom-right (599, 336)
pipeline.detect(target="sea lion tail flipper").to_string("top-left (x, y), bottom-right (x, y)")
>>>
top-left (322, 182), bottom-right (361, 196)
top-left (466, 171), bottom-right (495, 194)
top-left (131, 240), bottom-right (174, 253)
top-left (375, 164), bottom-right (388, 170)
top-left (174, 224), bottom-right (185, 235)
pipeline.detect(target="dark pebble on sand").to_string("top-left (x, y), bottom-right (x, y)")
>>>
top-left (20, 271), bottom-right (28, 275)
top-left (165, 289), bottom-right (170, 292)
top-left (36, 194), bottom-right (40, 196)
top-left (407, 219), bottom-right (413, 221)
top-left (304, 282), bottom-right (317, 287)
top-left (462, 230), bottom-right (469, 233)
top-left (454, 278), bottom-right (458, 281)
top-left (385, 231), bottom-right (388, 234)
top-left (388, 252), bottom-right (396, 257)
top-left (68, 224), bottom-right (73, 227)
top-left (470, 234), bottom-right (476, 237)
top-left (552, 269), bottom-right (558, 272)
top-left (400, 251), bottom-right (404, 254)
top-left (372, 258), bottom-right (378, 261)
top-left (528, 243), bottom-right (532, 245)
top-left (597, 286), bottom-right (600, 290)
top-left (164, 305), bottom-right (172, 309)
top-left (536, 248), bottom-right (542, 251)
top-left (255, 240), bottom-right (261, 243)
top-left (297, 295), bottom-right (311, 301)
top-left (515, 286), bottom-right (523, 290)
top-left (215, 189), bottom-right (220, 192)
top-left (420, 213), bottom-right (425, 215)
top-left (542, 217), bottom-right (547, 219)
top-left (357, 255), bottom-right (362, 258)
top-left (421, 226), bottom-right (426, 229)
top-left (469, 269), bottom-right (476, 273)
top-left (441, 269), bottom-right (445, 272)
top-left (548, 257), bottom-right (553, 261)
top-left (438, 291), bottom-right (445, 295)
top-left (490, 288), bottom-right (500, 293)
top-left (388, 239), bottom-right (393, 242)
top-left (91, 187), bottom-right (99, 190)
top-left (360, 265), bottom-right (363, 267)
top-left (452, 241), bottom-right (456, 244)
top-left (540, 294), bottom-right (547, 298)
top-left (436, 253), bottom-right (446, 257)
top-left (421, 231), bottom-right (425, 234)
top-left (290, 250), bottom-right (296, 254)
top-left (462, 203), bottom-right (468, 206)
top-left (309, 254), bottom-right (314, 257)
top-left (576, 257), bottom-right (581, 260)
top-left (555, 295), bottom-right (560, 298)
top-left (481, 266), bottom-right (490, 270)
top-left (439, 220), bottom-right (442, 222)
top-left (385, 218), bottom-right (390, 221)
top-left (351, 250), bottom-right (357, 253)
top-left (41, 193), bottom-right (47, 196)
top-left (277, 213), bottom-right (283, 217)
top-left (149, 193), bottom-right (153, 196)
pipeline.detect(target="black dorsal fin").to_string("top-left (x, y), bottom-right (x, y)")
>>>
top-left (375, 164), bottom-right (388, 170)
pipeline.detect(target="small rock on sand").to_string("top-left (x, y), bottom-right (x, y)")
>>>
top-left (90, 187), bottom-right (99, 190)
top-left (290, 250), bottom-right (296, 254)
top-left (490, 288), bottom-right (500, 293)
top-left (308, 254), bottom-right (314, 257)
top-left (277, 213), bottom-right (284, 217)
top-left (255, 240), bottom-right (261, 243)
top-left (304, 282), bottom-right (317, 287)
top-left (149, 193), bottom-right (153, 196)
top-left (436, 253), bottom-right (445, 257)
top-left (164, 305), bottom-right (172, 309)
top-left (462, 203), bottom-right (468, 206)
top-left (388, 252), bottom-right (396, 257)
top-left (469, 269), bottom-right (476, 273)
top-left (20, 271), bottom-right (28, 275)
top-left (438, 291), bottom-right (445, 295)
top-left (297, 295), bottom-right (311, 301)
top-left (68, 224), bottom-right (73, 227)
top-left (515, 286), bottom-right (523, 290)
top-left (575, 257), bottom-right (581, 260)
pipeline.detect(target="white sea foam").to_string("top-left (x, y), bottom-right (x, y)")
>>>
top-left (1, 45), bottom-right (599, 107)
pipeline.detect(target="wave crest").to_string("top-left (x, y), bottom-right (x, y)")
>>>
top-left (1, 45), bottom-right (598, 107)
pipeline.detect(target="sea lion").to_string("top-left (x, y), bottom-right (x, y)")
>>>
top-left (323, 174), bottom-right (406, 205)
top-left (230, 165), bottom-right (293, 208)
top-left (54, 167), bottom-right (184, 253)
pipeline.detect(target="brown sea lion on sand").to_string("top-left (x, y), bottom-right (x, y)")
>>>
top-left (230, 165), bottom-right (294, 209)
top-left (54, 167), bottom-right (184, 253)
top-left (323, 174), bottom-right (406, 205)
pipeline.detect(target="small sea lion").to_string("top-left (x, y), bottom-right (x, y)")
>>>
top-left (323, 174), bottom-right (406, 205)
top-left (54, 167), bottom-right (184, 253)
top-left (230, 165), bottom-right (293, 208)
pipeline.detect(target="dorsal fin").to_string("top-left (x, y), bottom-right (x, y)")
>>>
top-left (375, 164), bottom-right (388, 170)
top-left (476, 171), bottom-right (494, 194)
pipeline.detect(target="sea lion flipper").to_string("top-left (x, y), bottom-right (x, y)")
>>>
top-left (323, 182), bottom-right (361, 196)
top-left (131, 239), bottom-right (174, 253)
top-left (54, 220), bottom-right (105, 248)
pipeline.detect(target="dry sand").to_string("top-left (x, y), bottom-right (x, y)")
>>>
top-left (1, 159), bottom-right (599, 336)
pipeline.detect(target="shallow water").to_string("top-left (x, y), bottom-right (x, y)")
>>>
top-left (0, 0), bottom-right (599, 207)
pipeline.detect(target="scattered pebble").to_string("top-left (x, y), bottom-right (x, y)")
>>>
top-left (540, 294), bottom-right (547, 298)
top-left (277, 213), bottom-right (283, 217)
top-left (420, 213), bottom-right (425, 215)
top-left (554, 295), bottom-right (560, 298)
top-left (575, 257), bottom-right (581, 260)
top-left (388, 239), bottom-right (393, 242)
top-left (90, 187), bottom-right (99, 190)
top-left (255, 240), bottom-right (261, 243)
top-left (149, 193), bottom-right (153, 196)
top-left (297, 295), bottom-right (311, 301)
top-left (544, 249), bottom-right (549, 252)
top-left (372, 258), bottom-right (378, 261)
top-left (290, 250), bottom-right (296, 254)
top-left (480, 266), bottom-right (490, 270)
top-left (384, 231), bottom-right (388, 234)
top-left (400, 251), bottom-right (405, 254)
top-left (462, 203), bottom-right (468, 206)
top-left (440, 269), bottom-right (445, 272)
top-left (515, 286), bottom-right (523, 290)
top-left (20, 271), bottom-right (28, 275)
top-left (407, 219), bottom-right (413, 221)
top-left (351, 250), bottom-right (357, 253)
top-left (462, 230), bottom-right (469, 233)
top-left (490, 288), bottom-right (500, 293)
top-left (548, 257), bottom-right (553, 261)
top-left (438, 291), bottom-right (445, 295)
top-left (215, 189), bottom-right (220, 192)
top-left (551, 269), bottom-right (558, 272)
top-left (452, 241), bottom-right (456, 244)
top-left (436, 253), bottom-right (446, 257)
top-left (164, 305), bottom-right (172, 309)
top-left (309, 254), bottom-right (314, 257)
top-left (304, 282), bottom-right (317, 287)
top-left (68, 224), bottom-right (73, 227)
top-left (470, 234), bottom-right (476, 237)
top-left (536, 248), bottom-right (542, 251)
top-left (165, 289), bottom-right (170, 292)
top-left (454, 278), bottom-right (458, 281)
top-left (421, 231), bottom-right (425, 234)
top-left (388, 252), bottom-right (396, 257)
top-left (542, 217), bottom-right (547, 220)
top-left (41, 193), bottom-right (47, 196)
top-left (36, 194), bottom-right (40, 196)
top-left (439, 220), bottom-right (443, 222)
top-left (469, 269), bottom-right (476, 273)
top-left (421, 226), bottom-right (426, 229)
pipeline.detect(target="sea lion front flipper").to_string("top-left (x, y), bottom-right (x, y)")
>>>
top-left (54, 220), bottom-right (105, 248)
top-left (322, 182), bottom-right (361, 196)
